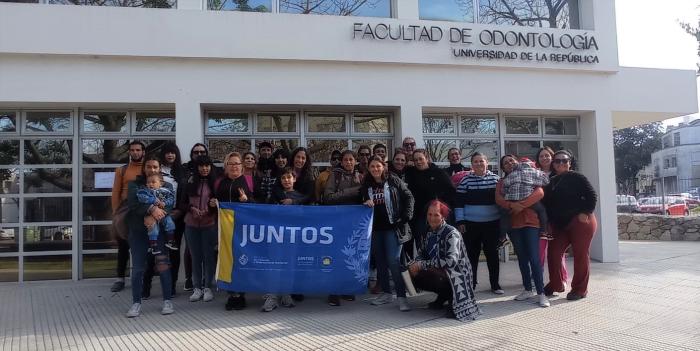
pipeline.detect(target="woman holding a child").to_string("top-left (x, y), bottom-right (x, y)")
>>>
top-left (125, 156), bottom-right (174, 318)
top-left (542, 150), bottom-right (598, 301)
top-left (495, 155), bottom-right (550, 308)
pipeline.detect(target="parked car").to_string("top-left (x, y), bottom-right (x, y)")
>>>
top-left (616, 195), bottom-right (639, 213)
top-left (638, 196), bottom-right (689, 216)
top-left (0, 229), bottom-right (15, 240)
top-left (670, 193), bottom-right (700, 209)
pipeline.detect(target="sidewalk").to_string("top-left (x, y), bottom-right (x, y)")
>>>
top-left (1, 241), bottom-right (699, 351)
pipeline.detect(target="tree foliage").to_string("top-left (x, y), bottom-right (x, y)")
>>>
top-left (679, 14), bottom-right (700, 73)
top-left (477, 0), bottom-right (573, 28)
top-left (613, 122), bottom-right (664, 194)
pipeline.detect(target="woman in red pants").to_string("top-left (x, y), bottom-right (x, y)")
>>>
top-left (542, 150), bottom-right (598, 300)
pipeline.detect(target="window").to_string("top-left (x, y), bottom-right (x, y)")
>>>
top-left (419, 0), bottom-right (474, 22)
top-left (280, 0), bottom-right (391, 17)
top-left (419, 0), bottom-right (579, 28)
top-left (671, 157), bottom-right (677, 168)
top-left (674, 132), bottom-right (681, 146)
top-left (24, 111), bottom-right (72, 134)
top-left (505, 117), bottom-right (539, 135)
top-left (423, 115), bottom-right (456, 135)
top-left (545, 117), bottom-right (577, 136)
top-left (663, 135), bottom-right (672, 149)
top-left (209, 0), bottom-right (271, 11)
top-left (423, 113), bottom-right (500, 169)
top-left (0, 112), bottom-right (17, 133)
top-left (80, 111), bottom-right (175, 252)
top-left (478, 0), bottom-right (579, 29)
top-left (49, 0), bottom-right (176, 8)
top-left (664, 158), bottom-right (670, 169)
top-left (205, 110), bottom-right (393, 167)
top-left (207, 113), bottom-right (250, 134)
top-left (423, 114), bottom-right (579, 173)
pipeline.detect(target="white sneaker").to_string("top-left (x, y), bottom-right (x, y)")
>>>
top-left (126, 303), bottom-right (141, 318)
top-left (397, 297), bottom-right (411, 312)
top-left (371, 292), bottom-right (394, 305)
top-left (261, 295), bottom-right (278, 312)
top-left (202, 288), bottom-right (214, 302)
top-left (161, 300), bottom-right (174, 315)
top-left (538, 294), bottom-right (550, 307)
top-left (189, 288), bottom-right (203, 302)
top-left (492, 289), bottom-right (505, 295)
top-left (514, 290), bottom-right (536, 301)
top-left (280, 295), bottom-right (295, 308)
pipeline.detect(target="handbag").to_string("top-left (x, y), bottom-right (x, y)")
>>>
top-left (111, 201), bottom-right (129, 240)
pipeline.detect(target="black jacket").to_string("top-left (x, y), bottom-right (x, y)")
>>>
top-left (543, 171), bottom-right (597, 230)
top-left (215, 176), bottom-right (254, 203)
top-left (361, 174), bottom-right (415, 244)
top-left (406, 163), bottom-right (455, 216)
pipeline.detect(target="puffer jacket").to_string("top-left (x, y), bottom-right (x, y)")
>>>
top-left (323, 168), bottom-right (362, 205)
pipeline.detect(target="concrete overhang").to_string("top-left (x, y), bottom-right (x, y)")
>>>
top-left (611, 67), bottom-right (698, 129)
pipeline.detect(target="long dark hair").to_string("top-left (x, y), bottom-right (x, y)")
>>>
top-left (187, 155), bottom-right (217, 197)
top-left (499, 154), bottom-right (518, 175)
top-left (535, 146), bottom-right (555, 169)
top-left (290, 147), bottom-right (312, 180)
top-left (271, 148), bottom-right (290, 178)
top-left (363, 156), bottom-right (388, 187)
top-left (160, 142), bottom-right (183, 180)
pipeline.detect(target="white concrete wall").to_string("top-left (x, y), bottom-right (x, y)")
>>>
top-left (0, 0), bottom-right (698, 264)
top-left (0, 1), bottom-right (617, 71)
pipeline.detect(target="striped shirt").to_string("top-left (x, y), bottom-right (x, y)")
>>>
top-left (454, 171), bottom-right (500, 223)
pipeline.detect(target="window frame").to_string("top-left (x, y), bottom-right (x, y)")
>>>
top-left (22, 110), bottom-right (74, 136)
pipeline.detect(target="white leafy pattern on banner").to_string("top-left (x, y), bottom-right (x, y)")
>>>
top-left (341, 229), bottom-right (370, 285)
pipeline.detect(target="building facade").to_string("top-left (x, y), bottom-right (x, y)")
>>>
top-left (0, 0), bottom-right (697, 281)
top-left (652, 118), bottom-right (700, 195)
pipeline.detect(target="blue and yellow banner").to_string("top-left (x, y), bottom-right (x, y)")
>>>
top-left (216, 203), bottom-right (374, 294)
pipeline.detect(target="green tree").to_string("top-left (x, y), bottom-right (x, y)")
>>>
top-left (613, 122), bottom-right (664, 195)
top-left (679, 14), bottom-right (700, 72)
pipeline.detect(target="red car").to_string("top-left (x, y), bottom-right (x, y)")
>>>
top-left (638, 196), bottom-right (689, 216)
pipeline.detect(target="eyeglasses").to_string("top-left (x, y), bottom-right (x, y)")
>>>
top-left (193, 150), bottom-right (207, 155)
top-left (553, 159), bottom-right (570, 164)
top-left (226, 162), bottom-right (242, 166)
top-left (403, 142), bottom-right (416, 147)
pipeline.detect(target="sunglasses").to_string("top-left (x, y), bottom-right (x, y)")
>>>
top-left (193, 150), bottom-right (207, 155)
top-left (553, 158), bottom-right (570, 164)
top-left (331, 157), bottom-right (341, 161)
top-left (226, 162), bottom-right (242, 166)
top-left (403, 142), bottom-right (416, 147)
top-left (359, 153), bottom-right (371, 157)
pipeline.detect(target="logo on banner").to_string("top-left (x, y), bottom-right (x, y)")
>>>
top-left (342, 229), bottom-right (371, 285)
top-left (321, 256), bottom-right (332, 266)
top-left (238, 254), bottom-right (249, 266)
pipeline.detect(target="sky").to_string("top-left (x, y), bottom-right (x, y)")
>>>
top-left (616, 0), bottom-right (700, 129)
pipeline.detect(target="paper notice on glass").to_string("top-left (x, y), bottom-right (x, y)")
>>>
top-left (94, 172), bottom-right (115, 189)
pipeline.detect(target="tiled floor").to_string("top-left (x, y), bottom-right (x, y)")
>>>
top-left (1, 241), bottom-right (698, 351)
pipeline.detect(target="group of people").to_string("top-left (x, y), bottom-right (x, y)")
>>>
top-left (109, 137), bottom-right (598, 322)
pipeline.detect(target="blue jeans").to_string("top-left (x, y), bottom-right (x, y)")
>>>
top-left (185, 225), bottom-right (218, 290)
top-left (371, 229), bottom-right (406, 298)
top-left (129, 228), bottom-right (172, 303)
top-left (509, 226), bottom-right (544, 294)
top-left (148, 215), bottom-right (176, 242)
